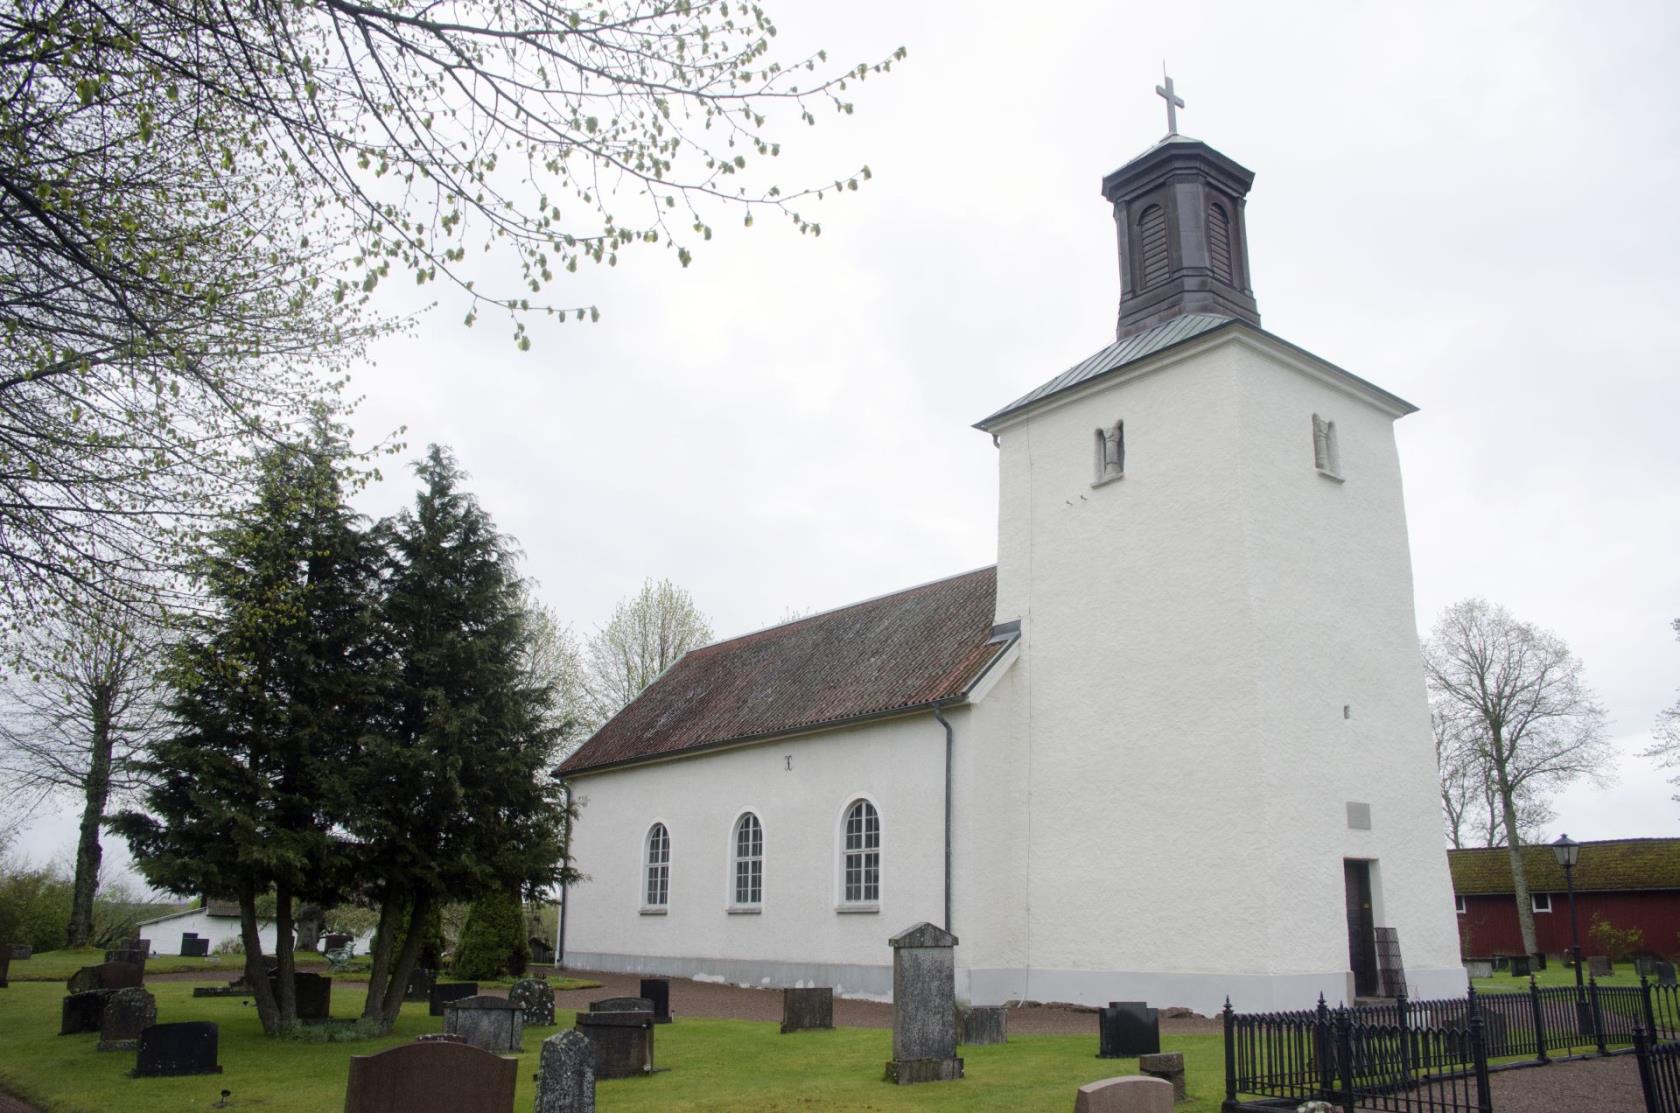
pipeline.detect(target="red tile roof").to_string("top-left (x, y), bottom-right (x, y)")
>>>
top-left (558, 567), bottom-right (1009, 775)
top-left (1448, 838), bottom-right (1680, 895)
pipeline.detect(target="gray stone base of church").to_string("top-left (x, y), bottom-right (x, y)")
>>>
top-left (884, 1057), bottom-right (963, 1084)
top-left (566, 952), bottom-right (892, 1001)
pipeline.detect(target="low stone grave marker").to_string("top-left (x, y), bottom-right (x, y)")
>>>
top-left (61, 989), bottom-right (114, 1034)
top-left (638, 978), bottom-right (672, 1023)
top-left (343, 1038), bottom-right (516, 1113)
top-left (324, 931), bottom-right (353, 951)
top-left (404, 966), bottom-right (435, 1003)
top-left (575, 1006), bottom-right (655, 1078)
top-left (960, 1005), bottom-right (1007, 1046)
top-left (285, 971), bottom-right (332, 1021)
top-left (1139, 1051), bottom-right (1187, 1102)
top-left (134, 1021), bottom-right (222, 1077)
top-left (1074, 1075), bottom-right (1173, 1113)
top-left (429, 981), bottom-right (479, 1017)
top-left (535, 1029), bottom-right (595, 1113)
top-left (780, 987), bottom-right (833, 1033)
top-left (590, 995), bottom-right (652, 1013)
top-left (1588, 955), bottom-right (1614, 977)
top-left (0, 948), bottom-right (9, 988)
top-left (444, 994), bottom-right (524, 1053)
top-left (1464, 958), bottom-right (1493, 979)
top-left (509, 977), bottom-right (555, 1026)
top-left (1508, 954), bottom-right (1531, 977)
top-left (68, 962), bottom-right (144, 994)
top-left (1529, 951), bottom-right (1547, 972)
top-left (179, 933), bottom-right (210, 958)
top-left (1098, 1002), bottom-right (1160, 1058)
top-left (1659, 962), bottom-right (1678, 988)
top-left (97, 987), bottom-right (158, 1052)
top-left (884, 921), bottom-right (963, 1084)
top-left (105, 943), bottom-right (147, 970)
top-left (193, 974), bottom-right (251, 999)
top-left (9, 944), bottom-right (31, 960)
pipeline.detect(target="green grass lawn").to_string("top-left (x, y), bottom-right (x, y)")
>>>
top-left (0, 979), bottom-right (1224, 1112)
top-left (1472, 964), bottom-right (1648, 994)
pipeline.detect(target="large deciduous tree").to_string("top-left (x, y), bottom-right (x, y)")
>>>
top-left (352, 446), bottom-right (568, 1032)
top-left (1641, 619), bottom-right (1680, 801)
top-left (0, 596), bottom-right (168, 946)
top-left (582, 576), bottom-right (712, 730)
top-left (113, 424), bottom-right (386, 1033)
top-left (1424, 598), bottom-right (1610, 955)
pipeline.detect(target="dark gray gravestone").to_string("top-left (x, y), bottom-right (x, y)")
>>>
top-left (105, 943), bottom-right (147, 970)
top-left (960, 1005), bottom-right (1007, 1046)
top-left (589, 996), bottom-right (652, 1013)
top-left (180, 933), bottom-right (210, 957)
top-left (9, 944), bottom-right (30, 959)
top-left (285, 971), bottom-right (332, 1021)
top-left (1658, 962), bottom-right (1679, 988)
top-left (97, 987), bottom-right (158, 1051)
top-left (1588, 955), bottom-right (1614, 977)
top-left (444, 995), bottom-right (524, 1053)
top-left (343, 1039), bottom-right (516, 1113)
top-left (133, 1021), bottom-right (222, 1077)
top-left (780, 987), bottom-right (834, 1033)
top-left (0, 948), bottom-right (9, 988)
top-left (574, 1009), bottom-right (654, 1078)
top-left (510, 977), bottom-right (556, 1026)
top-left (1098, 1001), bottom-right (1160, 1057)
top-left (68, 962), bottom-right (144, 994)
top-left (638, 978), bottom-right (672, 1023)
top-left (61, 989), bottom-right (114, 1034)
top-left (535, 1029), bottom-right (595, 1113)
top-left (1530, 951), bottom-right (1547, 971)
top-left (404, 967), bottom-right (435, 1003)
top-left (884, 921), bottom-right (963, 1084)
top-left (429, 981), bottom-right (479, 1017)
top-left (1509, 954), bottom-right (1531, 977)
top-left (324, 932), bottom-right (353, 951)
top-left (1139, 1050), bottom-right (1187, 1102)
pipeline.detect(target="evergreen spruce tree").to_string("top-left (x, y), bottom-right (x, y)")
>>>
top-left (354, 446), bottom-right (569, 1030)
top-left (452, 890), bottom-right (530, 980)
top-left (112, 423), bottom-right (385, 1034)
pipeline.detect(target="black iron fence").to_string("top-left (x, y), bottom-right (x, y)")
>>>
top-left (1224, 976), bottom-right (1680, 1113)
top-left (1635, 1029), bottom-right (1680, 1113)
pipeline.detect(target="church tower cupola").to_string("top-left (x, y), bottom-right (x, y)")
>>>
top-left (1102, 83), bottom-right (1261, 341)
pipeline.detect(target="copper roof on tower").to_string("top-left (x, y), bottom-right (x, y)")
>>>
top-left (558, 566), bottom-right (1011, 775)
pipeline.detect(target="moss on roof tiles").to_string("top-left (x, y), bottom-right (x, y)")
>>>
top-left (1448, 838), bottom-right (1680, 894)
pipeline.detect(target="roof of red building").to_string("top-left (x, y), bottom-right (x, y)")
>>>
top-left (1448, 838), bottom-right (1680, 895)
top-left (558, 566), bottom-right (1012, 776)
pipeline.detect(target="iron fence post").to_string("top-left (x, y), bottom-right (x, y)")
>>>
top-left (1336, 1007), bottom-right (1356, 1113)
top-left (1468, 991), bottom-right (1492, 1113)
top-left (1530, 976), bottom-right (1550, 1065)
top-left (1222, 997), bottom-right (1237, 1107)
top-left (1634, 1027), bottom-right (1661, 1113)
top-left (1397, 990), bottom-right (1413, 1087)
top-left (1644, 974), bottom-right (1661, 1042)
top-left (1316, 994), bottom-right (1335, 1102)
top-left (1592, 975), bottom-right (1608, 1055)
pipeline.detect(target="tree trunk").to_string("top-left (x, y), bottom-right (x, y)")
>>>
top-left (66, 685), bottom-right (114, 947)
top-left (379, 895), bottom-right (435, 1031)
top-left (273, 878), bottom-right (297, 1029)
top-left (238, 879), bottom-right (281, 1035)
top-left (360, 894), bottom-right (402, 1024)
top-left (1491, 739), bottom-right (1540, 955)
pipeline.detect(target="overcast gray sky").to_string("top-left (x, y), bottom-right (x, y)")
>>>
top-left (15, 0), bottom-right (1680, 877)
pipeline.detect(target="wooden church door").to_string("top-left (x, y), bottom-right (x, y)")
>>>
top-left (1344, 859), bottom-right (1379, 997)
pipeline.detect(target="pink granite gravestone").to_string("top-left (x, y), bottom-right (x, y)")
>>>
top-left (1073, 1075), bottom-right (1173, 1113)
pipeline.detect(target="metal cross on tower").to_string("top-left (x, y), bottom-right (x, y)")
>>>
top-left (1156, 72), bottom-right (1184, 135)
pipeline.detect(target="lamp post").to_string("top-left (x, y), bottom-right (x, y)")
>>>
top-left (1552, 833), bottom-right (1588, 1032)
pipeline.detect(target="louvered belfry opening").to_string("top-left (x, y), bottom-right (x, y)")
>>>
top-left (1101, 136), bottom-right (1261, 341)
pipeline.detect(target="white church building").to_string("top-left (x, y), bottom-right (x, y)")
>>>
top-left (557, 124), bottom-right (1465, 1015)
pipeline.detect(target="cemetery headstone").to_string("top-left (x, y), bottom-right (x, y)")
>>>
top-left (105, 943), bottom-right (147, 970)
top-left (343, 1039), bottom-right (517, 1113)
top-left (404, 966), bottom-right (436, 1003)
top-left (97, 987), bottom-right (158, 1052)
top-left (574, 1006), bottom-right (655, 1078)
top-left (0, 948), bottom-right (9, 988)
top-left (68, 962), bottom-right (144, 994)
top-left (61, 989), bottom-right (114, 1034)
top-left (529, 937), bottom-right (555, 965)
top-left (133, 1021), bottom-right (223, 1077)
top-left (429, 981), bottom-right (480, 1017)
top-left (960, 1005), bottom-right (1007, 1046)
top-left (444, 994), bottom-right (524, 1053)
top-left (1464, 958), bottom-right (1494, 979)
top-left (589, 996), bottom-right (653, 1013)
top-left (638, 978), bottom-right (672, 1023)
top-left (1074, 1075), bottom-right (1174, 1113)
top-left (324, 932), bottom-right (353, 951)
top-left (279, 971), bottom-right (331, 1021)
top-left (1138, 1051), bottom-right (1187, 1102)
top-left (1508, 954), bottom-right (1531, 978)
top-left (883, 921), bottom-right (963, 1084)
top-left (1588, 954), bottom-right (1614, 977)
top-left (1098, 1002), bottom-right (1161, 1057)
top-left (780, 987), bottom-right (834, 1033)
top-left (509, 977), bottom-right (556, 1026)
top-left (180, 933), bottom-right (210, 957)
top-left (1658, 961), bottom-right (1678, 988)
top-left (1529, 951), bottom-right (1547, 971)
top-left (9, 944), bottom-right (31, 959)
top-left (535, 1029), bottom-right (595, 1113)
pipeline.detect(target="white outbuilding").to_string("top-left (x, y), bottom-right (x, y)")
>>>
top-left (137, 900), bottom-right (280, 956)
top-left (557, 127), bottom-right (1465, 1014)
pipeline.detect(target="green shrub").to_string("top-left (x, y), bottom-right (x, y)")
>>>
top-left (0, 863), bottom-right (72, 950)
top-left (451, 890), bottom-right (528, 980)
top-left (1589, 913), bottom-right (1644, 962)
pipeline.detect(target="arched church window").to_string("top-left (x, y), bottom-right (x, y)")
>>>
top-left (1094, 421), bottom-right (1124, 484)
top-left (841, 799), bottom-right (880, 905)
top-left (1312, 414), bottom-right (1342, 478)
top-left (1208, 200), bottom-right (1234, 285)
top-left (732, 812), bottom-right (763, 906)
top-left (1138, 204), bottom-right (1170, 288)
top-left (645, 823), bottom-right (670, 908)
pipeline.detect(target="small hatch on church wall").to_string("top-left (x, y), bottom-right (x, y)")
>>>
top-left (1312, 414), bottom-right (1342, 480)
top-left (1093, 421), bottom-right (1124, 486)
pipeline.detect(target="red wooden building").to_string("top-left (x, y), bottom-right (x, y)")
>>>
top-left (1449, 838), bottom-right (1680, 960)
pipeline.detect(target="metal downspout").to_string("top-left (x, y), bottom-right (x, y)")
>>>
top-left (932, 703), bottom-right (954, 934)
